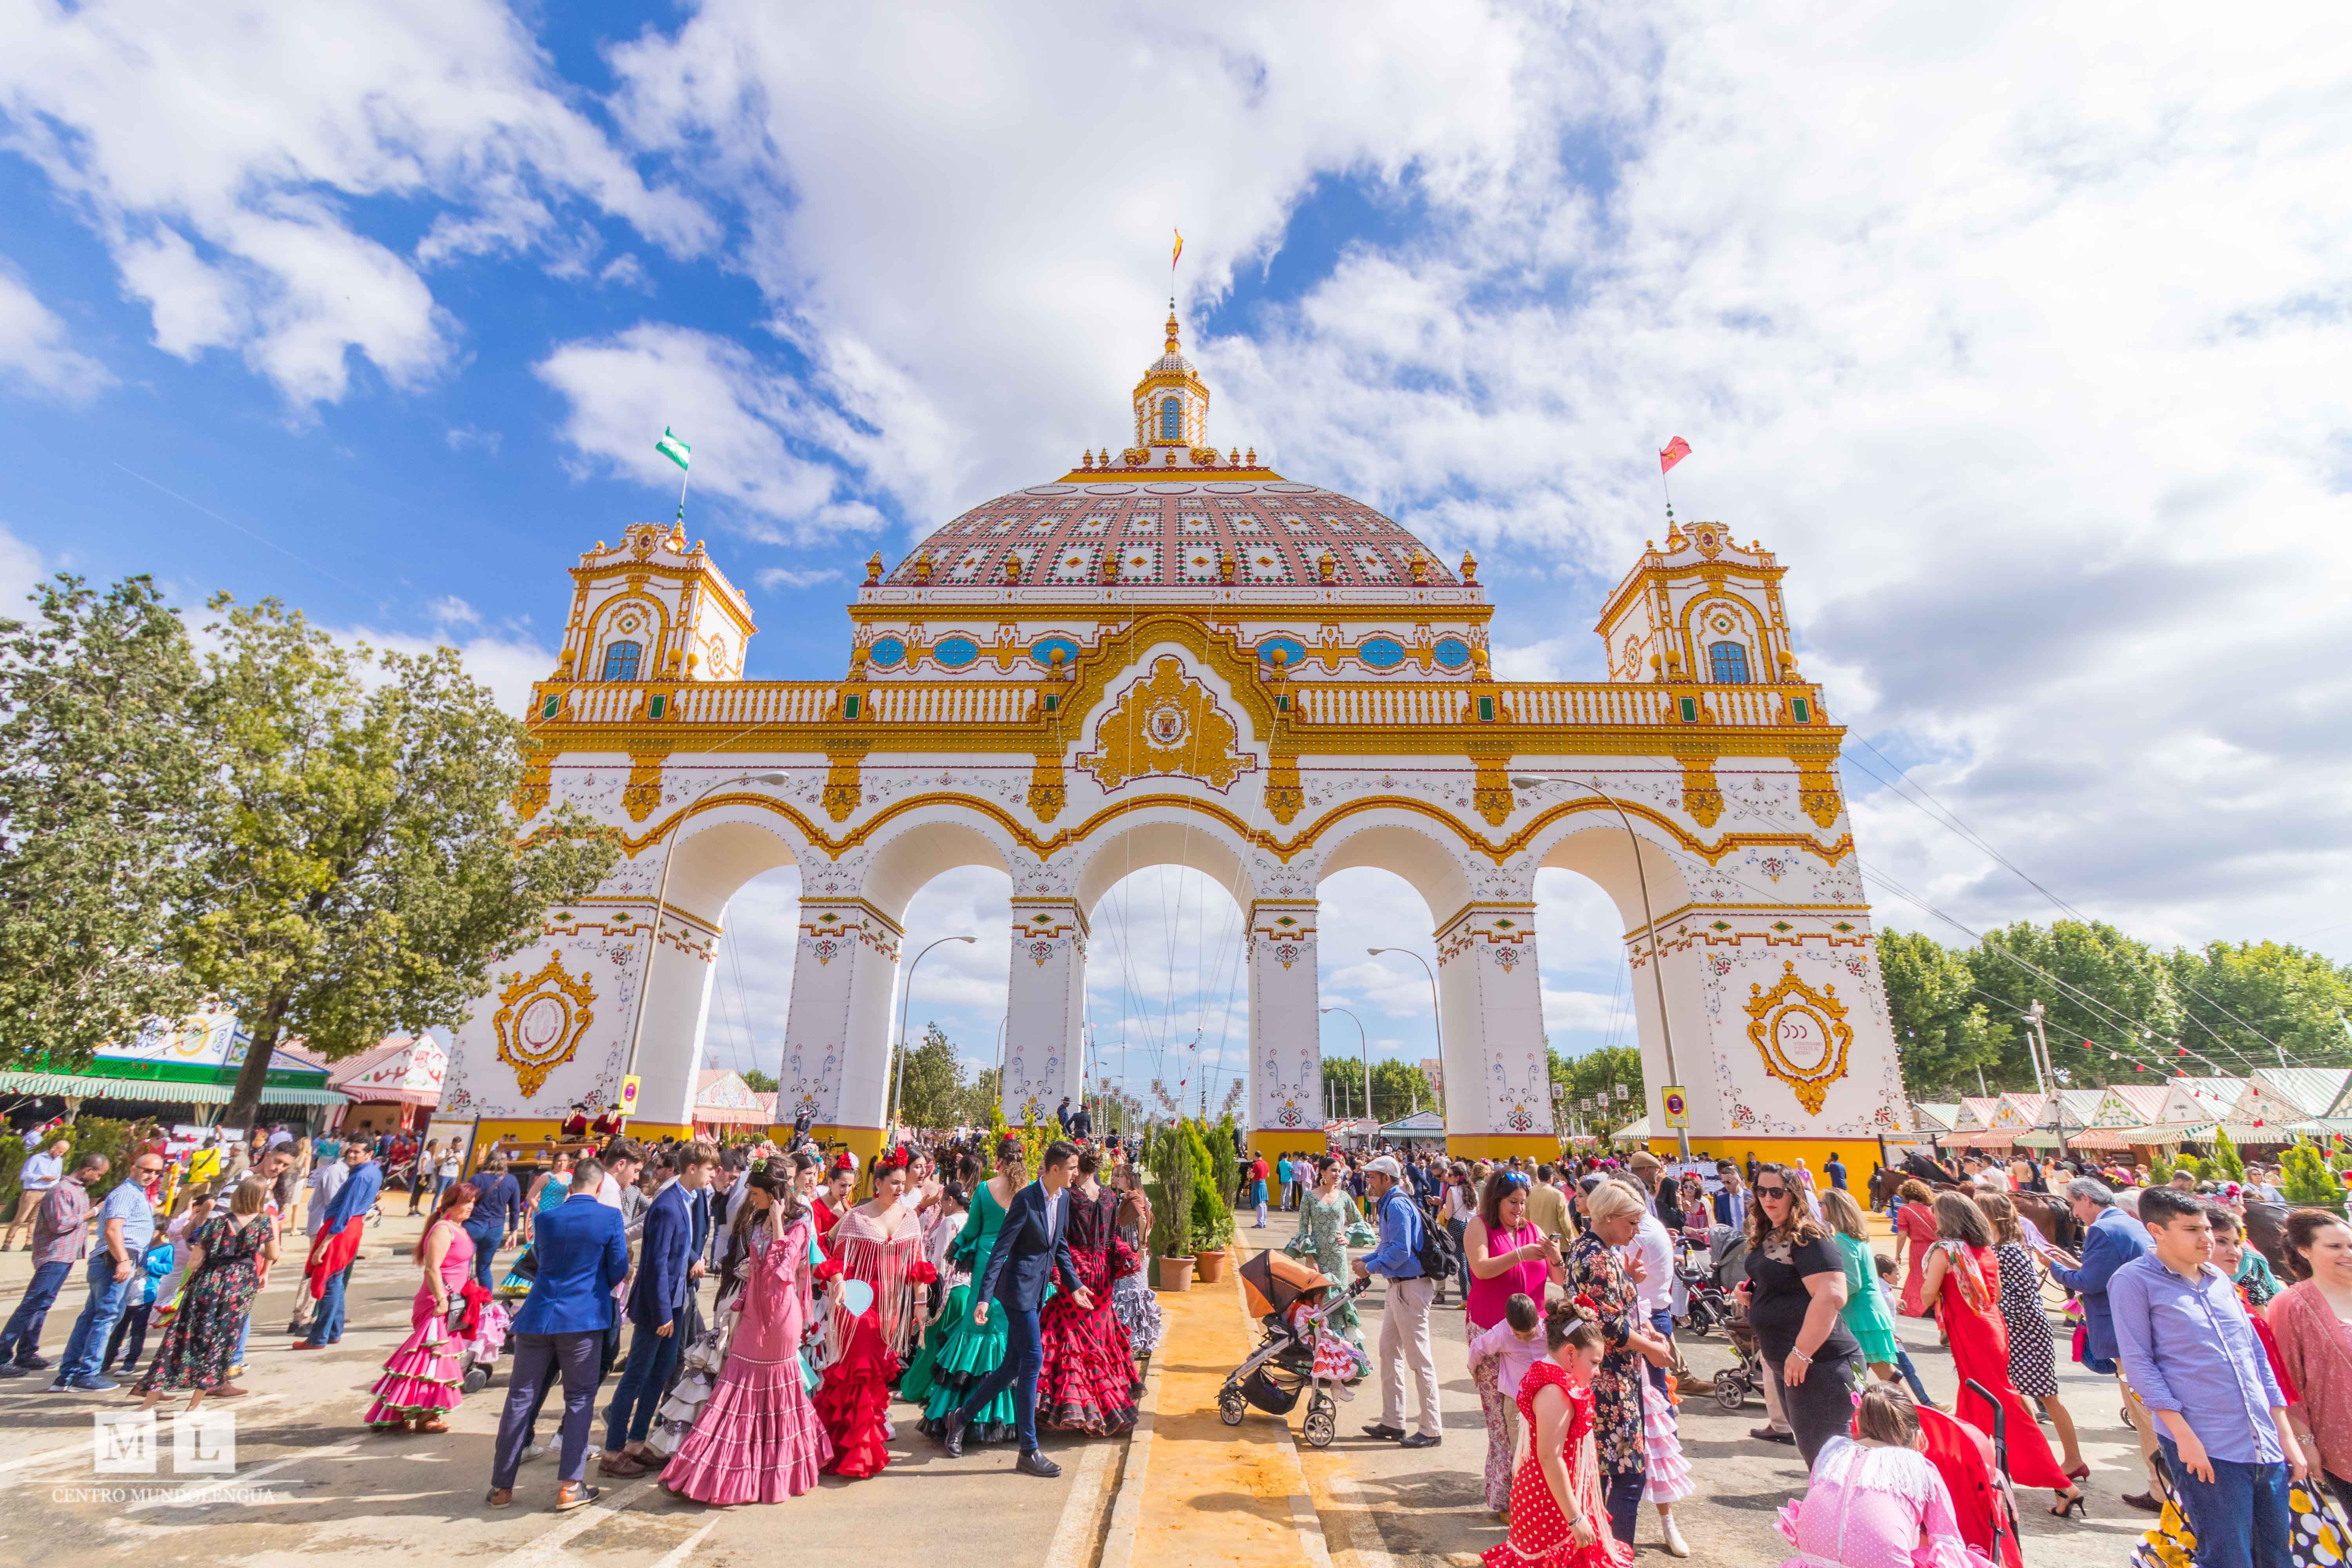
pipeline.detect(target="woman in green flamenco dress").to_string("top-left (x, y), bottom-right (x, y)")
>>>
top-left (914, 1137), bottom-right (1030, 1444)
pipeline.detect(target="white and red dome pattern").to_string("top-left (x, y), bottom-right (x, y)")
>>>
top-left (884, 477), bottom-right (1457, 595)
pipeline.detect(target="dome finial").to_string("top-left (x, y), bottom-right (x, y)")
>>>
top-left (1165, 300), bottom-right (1180, 356)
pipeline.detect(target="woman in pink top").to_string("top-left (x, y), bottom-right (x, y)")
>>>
top-left (1465, 1168), bottom-right (1560, 1515)
top-left (2267, 1209), bottom-right (2352, 1521)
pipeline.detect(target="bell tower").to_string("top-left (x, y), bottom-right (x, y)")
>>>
top-left (1128, 303), bottom-right (1211, 462)
top-left (553, 521), bottom-right (758, 686)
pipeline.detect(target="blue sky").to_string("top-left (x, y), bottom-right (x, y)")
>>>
top-left (3, 3), bottom-right (2346, 1096)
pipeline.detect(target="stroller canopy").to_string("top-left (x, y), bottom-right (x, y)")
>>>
top-left (1240, 1249), bottom-right (1330, 1319)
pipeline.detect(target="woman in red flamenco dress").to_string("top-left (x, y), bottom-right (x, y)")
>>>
top-left (813, 1294), bottom-right (898, 1478)
top-left (1485, 1297), bottom-right (1633, 1568)
top-left (1036, 1148), bottom-right (1140, 1436)
top-left (1919, 1192), bottom-right (2085, 1516)
top-left (813, 1150), bottom-right (933, 1478)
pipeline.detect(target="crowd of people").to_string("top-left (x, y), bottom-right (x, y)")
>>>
top-left (11, 1112), bottom-right (2352, 1568)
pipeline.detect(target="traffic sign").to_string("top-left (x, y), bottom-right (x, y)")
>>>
top-left (1661, 1086), bottom-right (1689, 1128)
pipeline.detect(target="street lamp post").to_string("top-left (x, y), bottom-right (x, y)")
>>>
top-left (1321, 1005), bottom-right (1372, 1132)
top-left (1510, 772), bottom-right (1691, 1163)
top-left (1367, 947), bottom-right (1445, 1127)
top-left (889, 934), bottom-right (978, 1138)
top-left (622, 771), bottom-right (792, 1095)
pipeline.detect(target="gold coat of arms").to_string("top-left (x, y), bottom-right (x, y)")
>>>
top-left (1077, 655), bottom-right (1254, 793)
top-left (1743, 961), bottom-right (1853, 1115)
top-left (493, 955), bottom-right (597, 1099)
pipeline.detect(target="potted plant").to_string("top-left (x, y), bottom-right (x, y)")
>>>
top-left (1146, 1123), bottom-right (1196, 1291)
top-left (1185, 1120), bottom-right (1236, 1283)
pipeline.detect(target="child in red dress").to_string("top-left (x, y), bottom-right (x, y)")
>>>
top-left (1483, 1297), bottom-right (1634, 1568)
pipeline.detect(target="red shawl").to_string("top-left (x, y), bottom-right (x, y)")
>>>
top-left (304, 1216), bottom-right (365, 1301)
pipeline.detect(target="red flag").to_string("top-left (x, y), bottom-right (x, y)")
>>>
top-left (1659, 436), bottom-right (1691, 474)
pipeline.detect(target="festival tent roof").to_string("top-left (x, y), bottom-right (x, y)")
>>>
top-left (693, 1069), bottom-right (771, 1125)
top-left (1953, 1097), bottom-right (2000, 1131)
top-left (1909, 1103), bottom-right (1960, 1132)
top-left (330, 1034), bottom-right (447, 1108)
top-left (2236, 1069), bottom-right (2352, 1124)
top-left (1614, 1114), bottom-right (1653, 1142)
top-left (1988, 1093), bottom-right (2045, 1130)
top-left (1378, 1110), bottom-right (1446, 1139)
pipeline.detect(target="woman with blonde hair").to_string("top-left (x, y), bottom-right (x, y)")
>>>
top-left (1560, 1178), bottom-right (1675, 1548)
top-left (1976, 1190), bottom-right (2085, 1480)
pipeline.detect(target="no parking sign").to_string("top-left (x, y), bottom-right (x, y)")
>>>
top-left (1661, 1086), bottom-right (1690, 1129)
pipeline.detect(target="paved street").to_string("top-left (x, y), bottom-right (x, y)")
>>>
top-left (0, 1216), bottom-right (1120, 1568)
top-left (0, 1207), bottom-right (2146, 1568)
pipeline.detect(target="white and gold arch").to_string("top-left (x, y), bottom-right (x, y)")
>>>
top-left (443, 311), bottom-right (1906, 1167)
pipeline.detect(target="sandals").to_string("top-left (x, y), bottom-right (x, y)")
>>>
top-left (411, 1417), bottom-right (450, 1435)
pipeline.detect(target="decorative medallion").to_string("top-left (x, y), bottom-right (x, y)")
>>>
top-left (1076, 655), bottom-right (1254, 793)
top-left (492, 955), bottom-right (597, 1100)
top-left (1743, 960), bottom-right (1853, 1116)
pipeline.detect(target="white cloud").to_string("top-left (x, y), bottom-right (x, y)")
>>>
top-left (0, 0), bottom-right (713, 407)
top-left (0, 266), bottom-right (110, 403)
top-left (444, 426), bottom-right (503, 455)
top-left (755, 566), bottom-right (842, 591)
top-left (534, 323), bottom-right (887, 541)
top-left (0, 523), bottom-right (49, 611)
top-left (427, 595), bottom-right (481, 627)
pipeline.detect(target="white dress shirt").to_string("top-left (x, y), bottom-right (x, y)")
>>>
top-left (1629, 1211), bottom-right (1676, 1316)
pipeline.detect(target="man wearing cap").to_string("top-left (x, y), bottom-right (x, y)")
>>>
top-left (1351, 1155), bottom-right (1440, 1448)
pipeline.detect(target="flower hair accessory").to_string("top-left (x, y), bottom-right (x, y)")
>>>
top-left (831, 1152), bottom-right (857, 1174)
top-left (875, 1145), bottom-right (912, 1173)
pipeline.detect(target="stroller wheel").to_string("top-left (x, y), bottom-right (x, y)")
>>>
top-left (1218, 1382), bottom-right (1248, 1426)
top-left (1685, 1318), bottom-right (1710, 1339)
top-left (1712, 1374), bottom-right (1749, 1412)
top-left (1302, 1394), bottom-right (1337, 1449)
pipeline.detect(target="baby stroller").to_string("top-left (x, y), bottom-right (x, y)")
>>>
top-left (1218, 1250), bottom-right (1371, 1449)
top-left (1916, 1384), bottom-right (2023, 1568)
top-left (1678, 1225), bottom-right (1744, 1338)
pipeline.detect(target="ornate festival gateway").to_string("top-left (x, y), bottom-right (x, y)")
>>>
top-left (442, 309), bottom-right (1905, 1167)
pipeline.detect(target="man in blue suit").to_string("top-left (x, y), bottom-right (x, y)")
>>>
top-left (935, 1140), bottom-right (1093, 1475)
top-left (2046, 1174), bottom-right (2159, 1511)
top-left (599, 1140), bottom-right (717, 1475)
top-left (488, 1158), bottom-right (629, 1513)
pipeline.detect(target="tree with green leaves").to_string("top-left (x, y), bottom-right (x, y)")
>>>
top-left (1964, 919), bottom-right (2185, 1084)
top-left (2165, 941), bottom-right (2352, 1067)
top-left (740, 1068), bottom-right (779, 1093)
top-left (183, 598), bottom-right (620, 1132)
top-left (1878, 929), bottom-right (2011, 1098)
top-left (1321, 1056), bottom-right (1377, 1120)
top-left (1367, 1058), bottom-right (1436, 1124)
top-left (1546, 1042), bottom-right (1644, 1129)
top-left (891, 1021), bottom-right (966, 1130)
top-left (0, 576), bottom-right (207, 1069)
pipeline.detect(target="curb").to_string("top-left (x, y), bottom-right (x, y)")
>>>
top-left (1096, 1350), bottom-right (1164, 1568)
top-left (1230, 1259), bottom-right (1335, 1568)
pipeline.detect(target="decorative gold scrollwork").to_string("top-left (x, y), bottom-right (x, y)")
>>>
top-left (492, 955), bottom-right (597, 1100)
top-left (1076, 655), bottom-right (1255, 794)
top-left (1743, 960), bottom-right (1853, 1115)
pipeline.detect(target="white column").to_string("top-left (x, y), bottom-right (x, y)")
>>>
top-left (777, 897), bottom-right (902, 1143)
top-left (1433, 901), bottom-right (1558, 1154)
top-left (1004, 898), bottom-right (1087, 1125)
top-left (1247, 898), bottom-right (1323, 1150)
top-left (631, 911), bottom-right (722, 1127)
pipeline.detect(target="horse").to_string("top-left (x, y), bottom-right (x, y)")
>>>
top-left (1864, 1158), bottom-right (2079, 1252)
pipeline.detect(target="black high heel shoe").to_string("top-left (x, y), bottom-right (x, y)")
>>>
top-left (2050, 1490), bottom-right (2087, 1520)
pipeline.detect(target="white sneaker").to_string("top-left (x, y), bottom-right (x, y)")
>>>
top-left (521, 1443), bottom-right (548, 1464)
top-left (1662, 1515), bottom-right (1690, 1557)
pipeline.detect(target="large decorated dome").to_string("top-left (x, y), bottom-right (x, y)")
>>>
top-left (871, 306), bottom-right (1469, 604)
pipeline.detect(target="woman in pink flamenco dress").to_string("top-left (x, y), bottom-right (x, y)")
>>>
top-left (661, 1167), bottom-right (837, 1504)
top-left (1485, 1299), bottom-right (1634, 1568)
top-left (1775, 1385), bottom-right (1994, 1568)
top-left (363, 1181), bottom-right (488, 1434)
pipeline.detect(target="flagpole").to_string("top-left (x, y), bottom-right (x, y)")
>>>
top-left (677, 463), bottom-right (690, 526)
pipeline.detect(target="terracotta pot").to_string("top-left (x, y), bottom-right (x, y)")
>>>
top-left (1155, 1255), bottom-right (1195, 1293)
top-left (1192, 1247), bottom-right (1229, 1284)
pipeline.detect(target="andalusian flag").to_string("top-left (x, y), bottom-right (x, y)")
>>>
top-left (655, 427), bottom-right (691, 472)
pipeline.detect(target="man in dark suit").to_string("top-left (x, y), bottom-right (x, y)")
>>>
top-left (1709, 1161), bottom-right (1750, 1230)
top-left (935, 1140), bottom-right (1093, 1475)
top-left (599, 1139), bottom-right (717, 1476)
top-left (487, 1158), bottom-right (630, 1513)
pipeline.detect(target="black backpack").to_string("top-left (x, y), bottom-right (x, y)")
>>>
top-left (1405, 1193), bottom-right (1457, 1282)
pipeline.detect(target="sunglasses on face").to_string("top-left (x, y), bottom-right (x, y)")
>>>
top-left (1755, 1184), bottom-right (1789, 1197)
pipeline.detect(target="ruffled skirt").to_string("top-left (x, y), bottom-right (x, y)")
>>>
top-left (1641, 1377), bottom-right (1694, 1505)
top-left (1111, 1269), bottom-right (1164, 1356)
top-left (363, 1316), bottom-right (463, 1426)
top-left (916, 1283), bottom-right (1020, 1444)
top-left (1037, 1289), bottom-right (1138, 1436)
top-left (659, 1345), bottom-right (833, 1505)
top-left (813, 1329), bottom-right (898, 1479)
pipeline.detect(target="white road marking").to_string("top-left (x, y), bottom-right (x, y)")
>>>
top-left (483, 1477), bottom-right (659, 1568)
top-left (1042, 1432), bottom-right (1118, 1568)
top-left (643, 1517), bottom-right (717, 1568)
top-left (129, 1443), bottom-right (358, 1510)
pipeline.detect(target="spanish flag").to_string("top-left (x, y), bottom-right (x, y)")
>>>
top-left (1172, 229), bottom-right (1183, 270)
